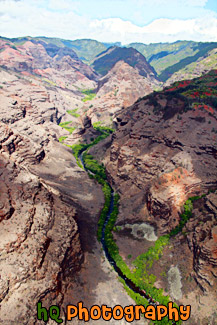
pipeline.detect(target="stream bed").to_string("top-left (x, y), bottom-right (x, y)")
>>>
top-left (79, 150), bottom-right (157, 306)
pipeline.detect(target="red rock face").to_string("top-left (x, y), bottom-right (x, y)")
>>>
top-left (0, 39), bottom-right (98, 89)
top-left (100, 76), bottom-right (217, 316)
top-left (187, 194), bottom-right (217, 291)
top-left (105, 94), bottom-right (216, 228)
top-left (85, 61), bottom-right (160, 124)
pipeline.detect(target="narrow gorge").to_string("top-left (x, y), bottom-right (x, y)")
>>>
top-left (0, 36), bottom-right (216, 325)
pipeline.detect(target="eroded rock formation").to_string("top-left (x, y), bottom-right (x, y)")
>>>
top-left (0, 66), bottom-right (104, 322)
top-left (96, 73), bottom-right (217, 323)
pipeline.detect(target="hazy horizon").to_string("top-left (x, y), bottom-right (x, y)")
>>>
top-left (0, 0), bottom-right (217, 44)
top-left (2, 34), bottom-right (217, 46)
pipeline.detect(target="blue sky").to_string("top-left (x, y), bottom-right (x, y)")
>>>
top-left (0, 0), bottom-right (217, 43)
top-left (73, 0), bottom-right (217, 25)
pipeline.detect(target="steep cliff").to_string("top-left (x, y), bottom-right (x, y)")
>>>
top-left (98, 71), bottom-right (217, 323)
top-left (0, 66), bottom-right (104, 323)
top-left (84, 61), bottom-right (160, 125)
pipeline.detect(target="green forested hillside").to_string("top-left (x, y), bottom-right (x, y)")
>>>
top-left (165, 48), bottom-right (217, 84)
top-left (128, 41), bottom-right (217, 81)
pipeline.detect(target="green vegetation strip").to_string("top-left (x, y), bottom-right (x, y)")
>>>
top-left (169, 195), bottom-right (205, 237)
top-left (59, 121), bottom-right (76, 134)
top-left (62, 126), bottom-right (76, 134)
top-left (60, 122), bottom-right (206, 324)
top-left (59, 136), bottom-right (68, 143)
top-left (81, 148), bottom-right (177, 324)
top-left (82, 146), bottom-right (206, 323)
top-left (67, 109), bottom-right (80, 118)
top-left (81, 89), bottom-right (96, 102)
top-left (61, 124), bottom-right (113, 168)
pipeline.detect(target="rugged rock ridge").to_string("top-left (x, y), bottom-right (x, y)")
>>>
top-left (0, 39), bottom-right (98, 89)
top-left (0, 66), bottom-right (104, 322)
top-left (187, 193), bottom-right (217, 292)
top-left (0, 65), bottom-right (87, 130)
top-left (91, 46), bottom-right (158, 79)
top-left (96, 60), bottom-right (158, 95)
top-left (105, 101), bottom-right (216, 229)
top-left (98, 71), bottom-right (217, 322)
top-left (0, 146), bottom-right (82, 323)
top-left (84, 61), bottom-right (160, 124)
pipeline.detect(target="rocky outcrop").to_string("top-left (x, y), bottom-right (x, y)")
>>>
top-left (0, 151), bottom-right (82, 324)
top-left (64, 114), bottom-right (101, 146)
top-left (91, 46), bottom-right (158, 79)
top-left (104, 93), bottom-right (216, 230)
top-left (0, 65), bottom-right (104, 323)
top-left (0, 39), bottom-right (98, 90)
top-left (85, 61), bottom-right (160, 125)
top-left (185, 193), bottom-right (217, 292)
top-left (98, 72), bottom-right (217, 311)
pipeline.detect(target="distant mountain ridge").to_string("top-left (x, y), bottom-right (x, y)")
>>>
top-left (0, 38), bottom-right (98, 90)
top-left (128, 41), bottom-right (217, 81)
top-left (1, 36), bottom-right (217, 83)
top-left (0, 36), bottom-right (119, 64)
top-left (165, 48), bottom-right (217, 85)
top-left (0, 38), bottom-right (160, 127)
top-left (91, 46), bottom-right (158, 79)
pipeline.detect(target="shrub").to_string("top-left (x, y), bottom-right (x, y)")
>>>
top-left (67, 109), bottom-right (80, 118)
top-left (81, 88), bottom-right (96, 102)
top-left (58, 136), bottom-right (67, 143)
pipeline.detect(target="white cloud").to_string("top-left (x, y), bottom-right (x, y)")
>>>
top-left (89, 16), bottom-right (217, 44)
top-left (0, 0), bottom-right (216, 44)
